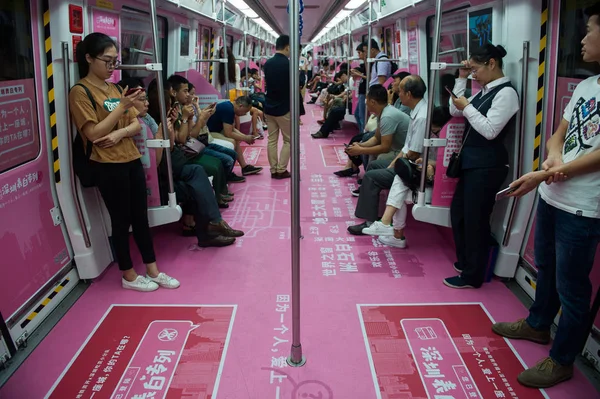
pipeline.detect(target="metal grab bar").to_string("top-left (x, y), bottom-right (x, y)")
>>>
top-left (439, 47), bottom-right (465, 56)
top-left (62, 42), bottom-right (91, 248)
top-left (193, 58), bottom-right (227, 63)
top-left (366, 57), bottom-right (408, 63)
top-left (365, 0), bottom-right (373, 127)
top-left (287, 0), bottom-right (305, 368)
top-left (417, 0), bottom-right (443, 201)
top-left (149, 0), bottom-right (175, 204)
top-left (221, 2), bottom-right (230, 96)
top-left (117, 63), bottom-right (162, 71)
top-left (129, 48), bottom-right (154, 56)
top-left (430, 62), bottom-right (465, 70)
top-left (502, 41), bottom-right (530, 246)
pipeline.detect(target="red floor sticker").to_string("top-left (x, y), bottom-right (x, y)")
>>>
top-left (319, 144), bottom-right (348, 167)
top-left (47, 305), bottom-right (236, 399)
top-left (358, 303), bottom-right (546, 399)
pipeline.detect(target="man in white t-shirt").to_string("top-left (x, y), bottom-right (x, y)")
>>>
top-left (492, 4), bottom-right (600, 389)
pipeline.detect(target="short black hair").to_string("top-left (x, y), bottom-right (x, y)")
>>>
top-left (432, 106), bottom-right (452, 128)
top-left (118, 77), bottom-right (144, 90)
top-left (367, 84), bottom-right (388, 105)
top-left (393, 71), bottom-right (410, 81)
top-left (167, 74), bottom-right (189, 91)
top-left (356, 43), bottom-right (364, 52)
top-left (586, 4), bottom-right (600, 25)
top-left (276, 35), bottom-right (290, 50)
top-left (470, 44), bottom-right (507, 68)
top-left (235, 96), bottom-right (252, 108)
top-left (370, 39), bottom-right (380, 51)
top-left (402, 75), bottom-right (427, 99)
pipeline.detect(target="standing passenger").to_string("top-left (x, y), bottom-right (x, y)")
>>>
top-left (70, 33), bottom-right (179, 291)
top-left (264, 35), bottom-right (292, 179)
top-left (492, 4), bottom-right (600, 388)
top-left (446, 44), bottom-right (520, 289)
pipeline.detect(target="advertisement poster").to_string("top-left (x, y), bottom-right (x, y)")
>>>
top-left (469, 8), bottom-right (493, 55)
top-left (407, 20), bottom-right (419, 75)
top-left (47, 305), bottom-right (236, 399)
top-left (0, 79), bottom-right (40, 173)
top-left (431, 117), bottom-right (465, 207)
top-left (92, 8), bottom-right (121, 83)
top-left (358, 303), bottom-right (546, 399)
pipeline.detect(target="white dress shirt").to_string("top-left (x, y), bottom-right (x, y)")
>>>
top-left (449, 77), bottom-right (519, 140)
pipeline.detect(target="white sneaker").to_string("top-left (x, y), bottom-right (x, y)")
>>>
top-left (148, 272), bottom-right (181, 289)
top-left (378, 235), bottom-right (407, 248)
top-left (362, 221), bottom-right (394, 236)
top-left (122, 275), bottom-right (159, 292)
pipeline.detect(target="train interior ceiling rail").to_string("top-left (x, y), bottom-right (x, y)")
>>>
top-left (0, 0), bottom-right (599, 397)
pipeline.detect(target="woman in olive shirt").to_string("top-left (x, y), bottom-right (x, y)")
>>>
top-left (69, 33), bottom-right (179, 292)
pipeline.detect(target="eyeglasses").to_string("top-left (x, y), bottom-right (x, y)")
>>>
top-left (470, 62), bottom-right (488, 75)
top-left (95, 57), bottom-right (121, 69)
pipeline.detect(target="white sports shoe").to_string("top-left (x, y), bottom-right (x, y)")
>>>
top-left (122, 275), bottom-right (159, 292)
top-left (378, 235), bottom-right (407, 248)
top-left (362, 220), bottom-right (394, 236)
top-left (148, 272), bottom-right (181, 289)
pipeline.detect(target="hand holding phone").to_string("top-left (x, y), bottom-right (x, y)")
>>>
top-left (125, 87), bottom-right (142, 96)
top-left (445, 85), bottom-right (457, 98)
top-left (495, 186), bottom-right (518, 201)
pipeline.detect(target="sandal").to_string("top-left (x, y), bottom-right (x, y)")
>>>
top-left (182, 223), bottom-right (196, 237)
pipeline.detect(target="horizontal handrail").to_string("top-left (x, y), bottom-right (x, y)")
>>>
top-left (117, 63), bottom-right (163, 71)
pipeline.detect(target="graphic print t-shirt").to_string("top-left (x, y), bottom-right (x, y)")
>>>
top-left (539, 75), bottom-right (600, 218)
top-left (69, 77), bottom-right (140, 163)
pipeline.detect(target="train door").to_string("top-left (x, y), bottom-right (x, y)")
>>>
top-left (0, 0), bottom-right (77, 348)
top-left (517, 0), bottom-right (600, 372)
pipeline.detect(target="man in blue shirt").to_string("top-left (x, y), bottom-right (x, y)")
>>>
top-left (264, 35), bottom-right (292, 179)
top-left (207, 97), bottom-right (263, 176)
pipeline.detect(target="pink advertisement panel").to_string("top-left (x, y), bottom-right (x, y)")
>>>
top-left (91, 8), bottom-right (121, 83)
top-left (431, 117), bottom-right (465, 207)
top-left (0, 79), bottom-right (69, 317)
top-left (407, 20), bottom-right (419, 75)
top-left (47, 305), bottom-right (235, 399)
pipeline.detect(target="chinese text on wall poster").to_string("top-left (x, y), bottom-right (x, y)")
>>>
top-left (0, 79), bottom-right (40, 173)
top-left (47, 305), bottom-right (235, 399)
top-left (359, 304), bottom-right (545, 399)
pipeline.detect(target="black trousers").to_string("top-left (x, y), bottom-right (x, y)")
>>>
top-left (93, 159), bottom-right (156, 271)
top-left (450, 166), bottom-right (508, 286)
top-left (319, 107), bottom-right (345, 137)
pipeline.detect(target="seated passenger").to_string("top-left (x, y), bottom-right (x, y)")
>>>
top-left (206, 96), bottom-right (263, 177)
top-left (153, 94), bottom-right (244, 247)
top-left (348, 75), bottom-right (428, 235)
top-left (333, 114), bottom-right (380, 177)
top-left (70, 33), bottom-right (178, 292)
top-left (362, 107), bottom-right (452, 247)
top-left (389, 71), bottom-right (411, 115)
top-left (311, 71), bottom-right (351, 139)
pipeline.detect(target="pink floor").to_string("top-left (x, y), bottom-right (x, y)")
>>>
top-left (1, 103), bottom-right (598, 399)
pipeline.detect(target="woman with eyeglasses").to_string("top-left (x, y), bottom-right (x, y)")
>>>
top-left (445, 43), bottom-right (520, 289)
top-left (70, 33), bottom-right (179, 292)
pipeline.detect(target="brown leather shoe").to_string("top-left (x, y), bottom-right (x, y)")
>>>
top-left (208, 220), bottom-right (244, 237)
top-left (278, 171), bottom-right (291, 178)
top-left (197, 235), bottom-right (236, 247)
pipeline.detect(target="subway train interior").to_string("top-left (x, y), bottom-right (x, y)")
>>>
top-left (0, 0), bottom-right (600, 397)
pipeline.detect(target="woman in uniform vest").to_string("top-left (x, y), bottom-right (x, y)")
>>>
top-left (70, 33), bottom-right (179, 292)
top-left (446, 44), bottom-right (520, 289)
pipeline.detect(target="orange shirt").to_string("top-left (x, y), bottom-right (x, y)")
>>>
top-left (69, 77), bottom-right (141, 163)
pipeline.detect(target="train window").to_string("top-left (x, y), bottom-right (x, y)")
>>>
top-left (385, 27), bottom-right (393, 57)
top-left (120, 7), bottom-right (168, 82)
top-left (0, 1), bottom-right (42, 173)
top-left (426, 8), bottom-right (468, 107)
top-left (180, 27), bottom-right (190, 57)
top-left (556, 2), bottom-right (600, 80)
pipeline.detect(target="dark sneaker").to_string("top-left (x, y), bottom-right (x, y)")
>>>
top-left (278, 171), bottom-right (291, 179)
top-left (208, 220), bottom-right (244, 238)
top-left (357, 178), bottom-right (363, 184)
top-left (517, 357), bottom-right (573, 388)
top-left (443, 276), bottom-right (478, 289)
top-left (348, 221), bottom-right (371, 236)
top-left (491, 318), bottom-right (551, 344)
top-left (352, 188), bottom-right (360, 197)
top-left (242, 165), bottom-right (263, 176)
top-left (453, 262), bottom-right (463, 273)
top-left (218, 201), bottom-right (229, 209)
top-left (311, 131), bottom-right (327, 139)
top-left (228, 173), bottom-right (246, 183)
top-left (197, 236), bottom-right (236, 247)
top-left (334, 168), bottom-right (359, 177)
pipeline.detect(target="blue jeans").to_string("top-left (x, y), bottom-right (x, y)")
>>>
top-left (355, 94), bottom-right (366, 134)
top-left (526, 197), bottom-right (600, 365)
top-left (204, 144), bottom-right (237, 175)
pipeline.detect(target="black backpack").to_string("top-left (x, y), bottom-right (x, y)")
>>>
top-left (375, 54), bottom-right (398, 77)
top-left (71, 83), bottom-right (122, 188)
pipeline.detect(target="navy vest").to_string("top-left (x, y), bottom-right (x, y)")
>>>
top-left (461, 81), bottom-right (516, 169)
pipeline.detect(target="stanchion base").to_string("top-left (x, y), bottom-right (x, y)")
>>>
top-left (286, 355), bottom-right (307, 367)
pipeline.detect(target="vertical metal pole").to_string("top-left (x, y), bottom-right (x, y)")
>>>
top-left (222, 2), bottom-right (230, 99)
top-left (244, 17), bottom-right (249, 84)
top-left (149, 0), bottom-right (175, 204)
top-left (287, 0), bottom-right (306, 368)
top-left (346, 17), bottom-right (351, 115)
top-left (417, 0), bottom-right (443, 202)
top-left (365, 0), bottom-right (373, 127)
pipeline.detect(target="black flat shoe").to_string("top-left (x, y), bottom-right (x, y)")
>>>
top-left (334, 168), bottom-right (359, 177)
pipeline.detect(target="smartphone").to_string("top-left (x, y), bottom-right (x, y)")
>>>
top-left (445, 85), bottom-right (458, 98)
top-left (343, 143), bottom-right (349, 148)
top-left (125, 87), bottom-right (142, 96)
top-left (495, 186), bottom-right (517, 201)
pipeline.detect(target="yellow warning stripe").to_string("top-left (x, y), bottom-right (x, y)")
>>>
top-left (20, 278), bottom-right (70, 328)
top-left (209, 33), bottom-right (215, 83)
top-left (533, 0), bottom-right (549, 172)
top-left (43, 0), bottom-right (60, 182)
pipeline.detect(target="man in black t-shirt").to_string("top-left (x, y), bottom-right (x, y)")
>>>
top-left (350, 43), bottom-right (368, 134)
